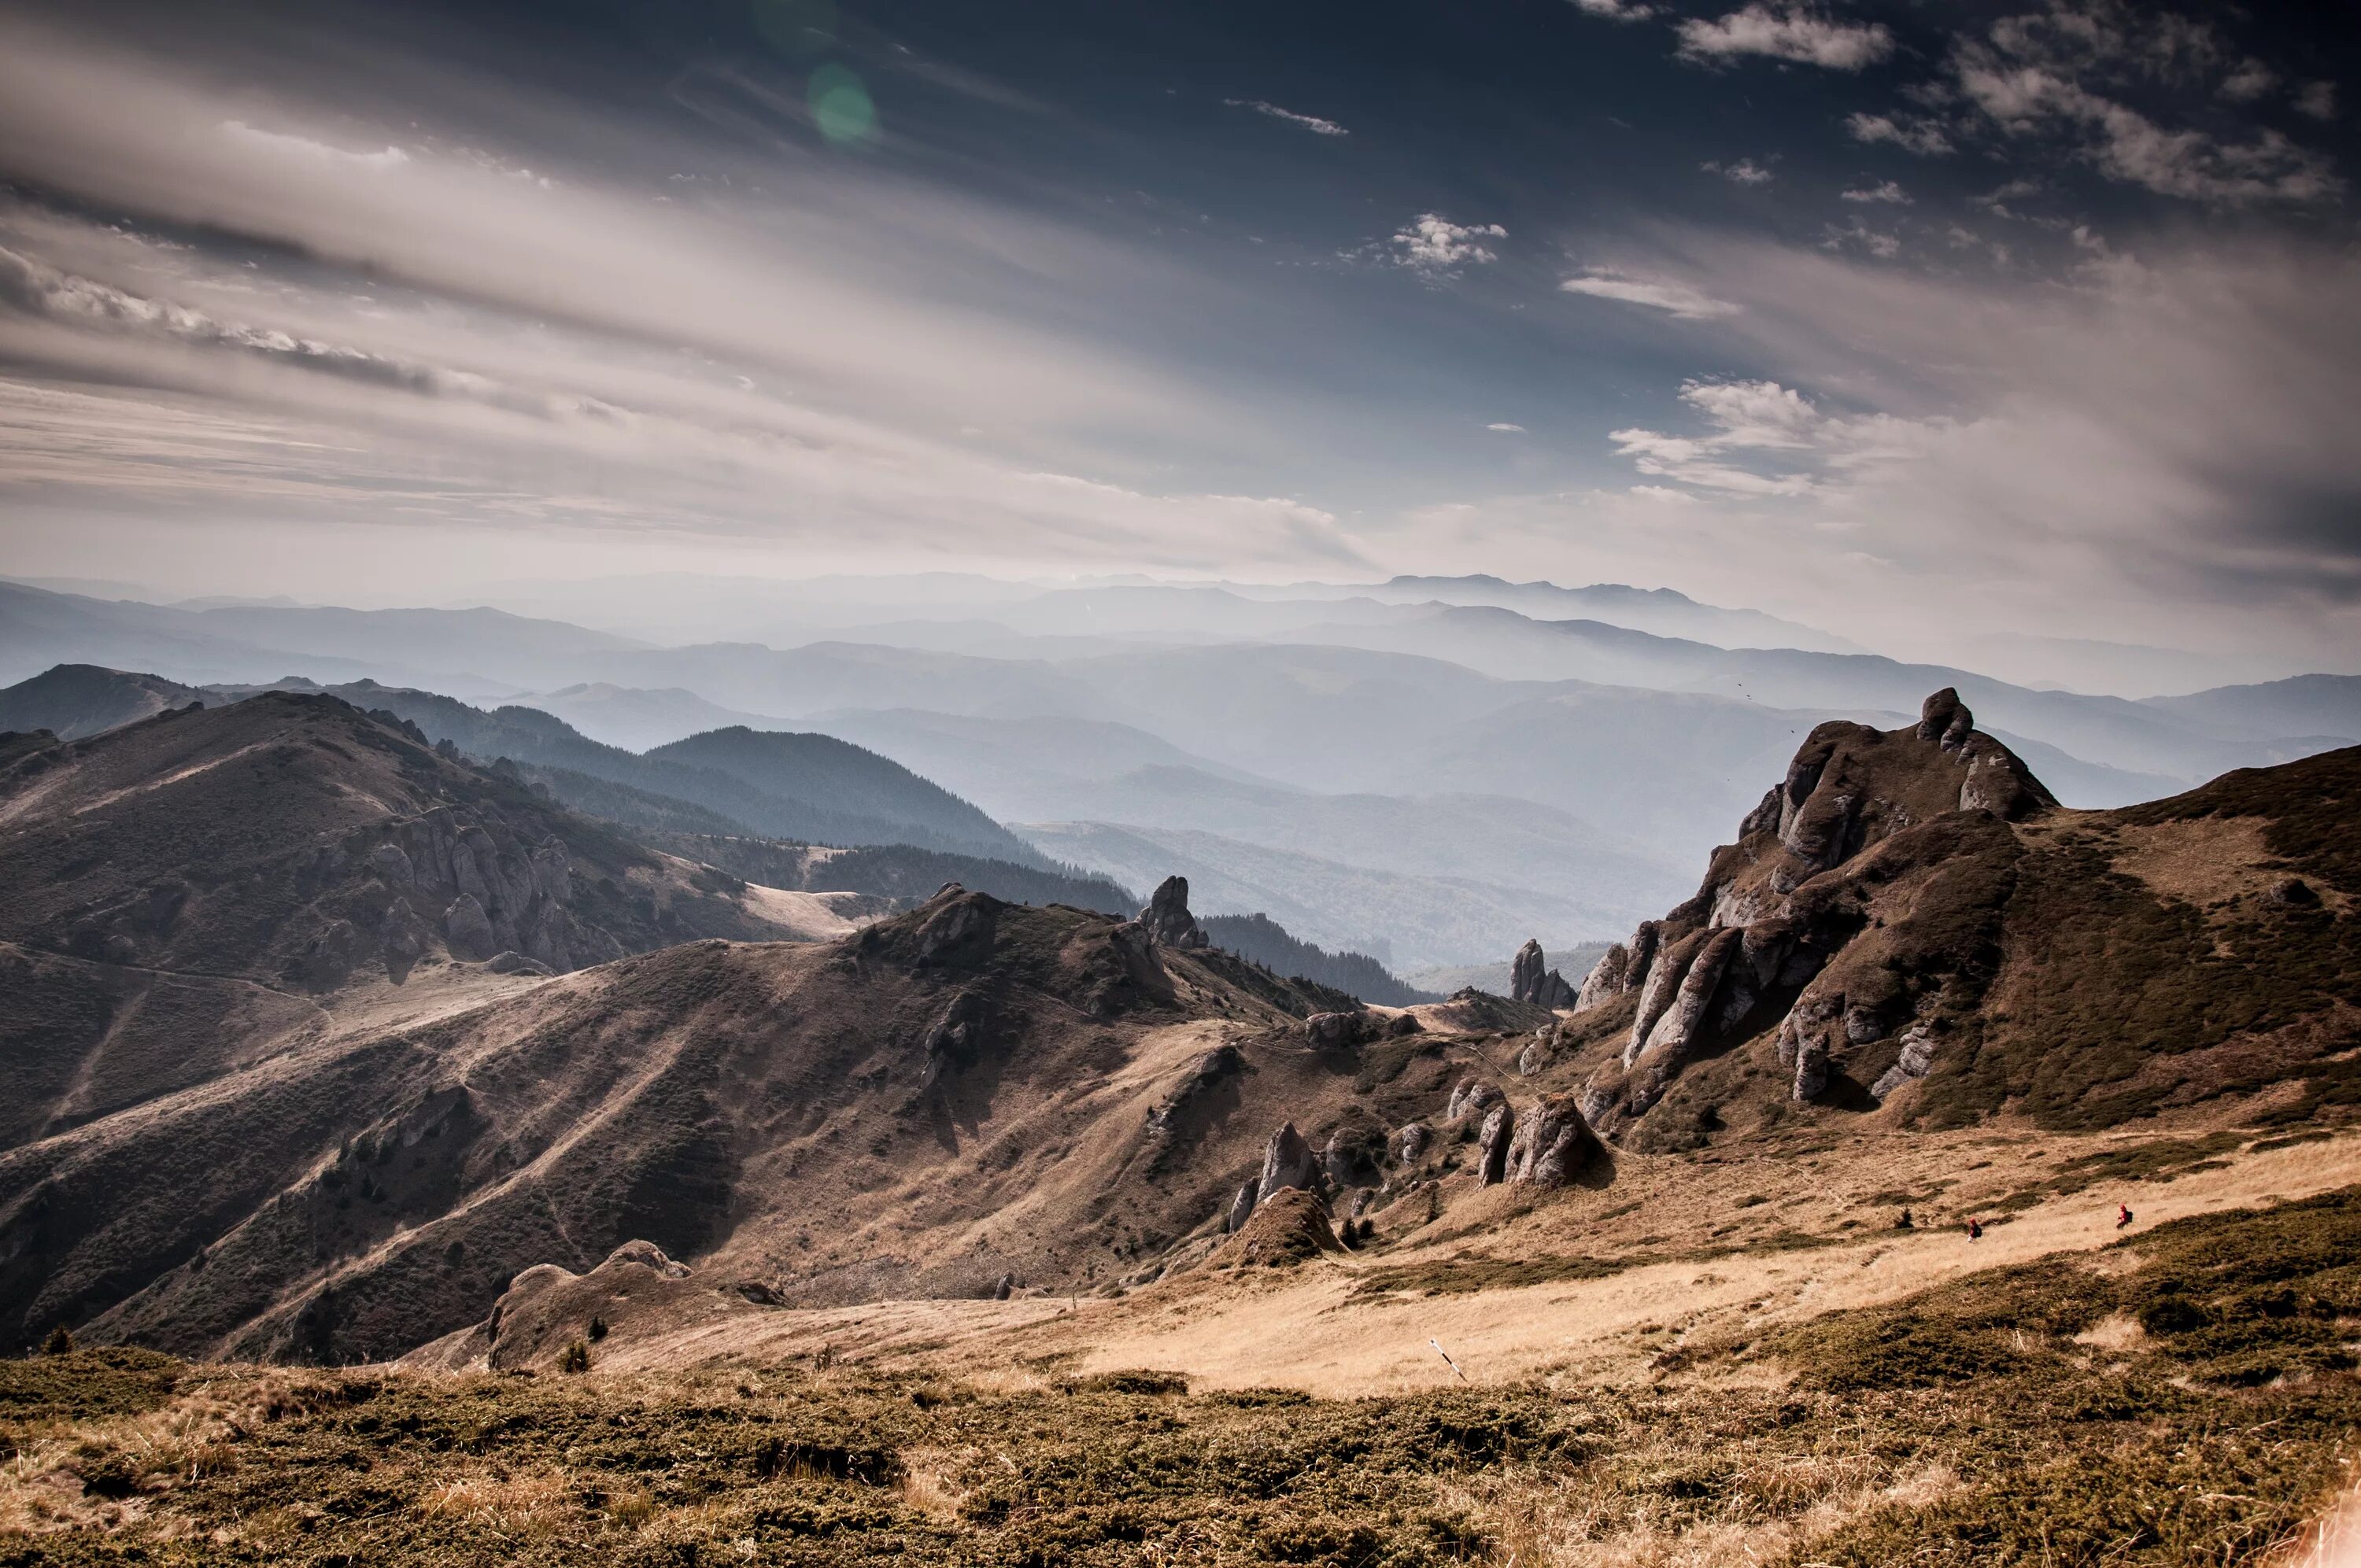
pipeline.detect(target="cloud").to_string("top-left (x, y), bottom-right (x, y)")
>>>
top-left (1916, 2), bottom-right (2344, 203)
top-left (1569, 0), bottom-right (1657, 19)
top-left (1486, 422), bottom-right (1527, 433)
top-left (1702, 157), bottom-right (1775, 185)
top-left (1390, 215), bottom-right (1507, 276)
top-left (1844, 112), bottom-right (1955, 155)
top-left (2218, 59), bottom-right (2276, 103)
top-left (2294, 81), bottom-right (2337, 121)
top-left (1676, 5), bottom-right (1895, 71)
top-left (1840, 180), bottom-right (1911, 204)
top-left (220, 120), bottom-right (411, 169)
top-left (1606, 378), bottom-right (1860, 496)
top-left (1820, 220), bottom-right (1901, 258)
top-left (1544, 232), bottom-right (2361, 660)
top-left (1223, 99), bottom-right (1349, 137)
top-left (1558, 268), bottom-right (1741, 319)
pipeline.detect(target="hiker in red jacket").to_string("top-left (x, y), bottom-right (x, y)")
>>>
top-left (1967, 1218), bottom-right (1982, 1241)
top-left (2117, 1204), bottom-right (2134, 1230)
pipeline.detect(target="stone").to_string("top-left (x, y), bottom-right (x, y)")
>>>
top-left (1386, 1011), bottom-right (1423, 1036)
top-left (1505, 1094), bottom-right (1598, 1187)
top-left (1870, 1022), bottom-right (1938, 1101)
top-left (992, 1272), bottom-right (1015, 1302)
top-left (443, 894), bottom-right (496, 961)
top-left (1395, 1122), bottom-right (1431, 1163)
top-left (1916, 687), bottom-right (1975, 751)
top-left (919, 991), bottom-right (989, 1087)
top-left (370, 843), bottom-right (416, 886)
top-left (1140, 876), bottom-right (1209, 949)
top-left (486, 950), bottom-right (553, 976)
top-left (1225, 1179), bottom-right (1260, 1234)
top-left (1258, 1122), bottom-right (1320, 1201)
top-left (2270, 876), bottom-right (2321, 909)
top-left (1445, 1078), bottom-right (1502, 1123)
top-left (1634, 928), bottom-right (1741, 1072)
top-left (1509, 939), bottom-right (1573, 1008)
top-left (1476, 1102), bottom-right (1515, 1186)
top-left (603, 1240), bottom-right (692, 1278)
top-left (1305, 1011), bottom-right (1362, 1048)
top-left (1792, 1035), bottom-right (1831, 1101)
top-left (1573, 943), bottom-right (1629, 1012)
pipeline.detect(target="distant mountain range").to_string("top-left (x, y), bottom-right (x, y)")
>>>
top-left (6, 575), bottom-right (2355, 965)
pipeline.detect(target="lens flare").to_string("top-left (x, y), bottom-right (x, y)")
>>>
top-left (809, 63), bottom-right (877, 146)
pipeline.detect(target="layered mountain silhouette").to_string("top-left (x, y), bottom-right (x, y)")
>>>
top-left (1, 679), bottom-right (2349, 1369)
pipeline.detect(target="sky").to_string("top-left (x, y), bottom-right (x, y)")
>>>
top-left (0, 0), bottom-right (2357, 670)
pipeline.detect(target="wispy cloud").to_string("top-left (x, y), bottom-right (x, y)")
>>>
top-left (1558, 268), bottom-right (1740, 319)
top-left (1702, 157), bottom-right (1775, 185)
top-left (1568, 0), bottom-right (1657, 20)
top-left (1841, 179), bottom-right (1911, 204)
top-left (1486, 422), bottom-right (1527, 433)
top-left (1223, 99), bottom-right (1350, 137)
top-left (1844, 112), bottom-right (1955, 156)
top-left (1676, 5), bottom-right (1895, 70)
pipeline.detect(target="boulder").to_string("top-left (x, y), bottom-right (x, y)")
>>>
top-left (1258, 1121), bottom-right (1321, 1201)
top-left (992, 1272), bottom-right (1015, 1302)
top-left (1791, 1035), bottom-right (1831, 1101)
top-left (1140, 876), bottom-right (1209, 949)
top-left (1476, 1102), bottom-right (1515, 1186)
top-left (1395, 1121), bottom-right (1432, 1163)
top-left (1870, 1022), bottom-right (1938, 1101)
top-left (1445, 1078), bottom-right (1502, 1123)
top-left (1505, 1094), bottom-right (1599, 1187)
top-left (443, 894), bottom-right (496, 961)
top-left (1225, 1179), bottom-right (1260, 1234)
top-left (2270, 876), bottom-right (2321, 909)
top-left (1305, 1011), bottom-right (1362, 1048)
top-left (486, 950), bottom-right (553, 976)
top-left (1916, 687), bottom-right (1975, 751)
top-left (1573, 943), bottom-right (1628, 1012)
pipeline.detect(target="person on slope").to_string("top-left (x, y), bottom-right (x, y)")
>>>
top-left (1966, 1218), bottom-right (1982, 1241)
top-left (2117, 1204), bottom-right (2134, 1230)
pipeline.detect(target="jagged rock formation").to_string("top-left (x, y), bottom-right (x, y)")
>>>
top-left (1509, 939), bottom-right (1575, 1009)
top-left (1578, 691), bottom-right (2062, 1131)
top-left (1503, 1094), bottom-right (1600, 1188)
top-left (1476, 1102), bottom-right (1515, 1186)
top-left (1257, 1122), bottom-right (1321, 1201)
top-left (1445, 1078), bottom-right (1503, 1123)
top-left (1140, 876), bottom-right (1210, 949)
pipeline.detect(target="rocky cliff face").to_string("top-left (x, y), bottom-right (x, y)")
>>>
top-left (1570, 691), bottom-right (2058, 1132)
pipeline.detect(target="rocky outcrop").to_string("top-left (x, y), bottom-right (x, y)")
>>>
top-left (1258, 1122), bottom-right (1321, 1201)
top-left (1509, 939), bottom-right (1575, 1009)
top-left (1476, 1101), bottom-right (1515, 1186)
top-left (1445, 1078), bottom-right (1502, 1123)
top-left (1581, 691), bottom-right (2057, 1129)
top-left (1140, 876), bottom-right (1210, 949)
top-left (1504, 1094), bottom-right (1599, 1187)
top-left (1395, 1121), bottom-right (1432, 1163)
top-left (918, 991), bottom-right (992, 1089)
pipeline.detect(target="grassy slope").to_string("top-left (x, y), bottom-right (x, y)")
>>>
top-left (6, 1188), bottom-right (2358, 1564)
